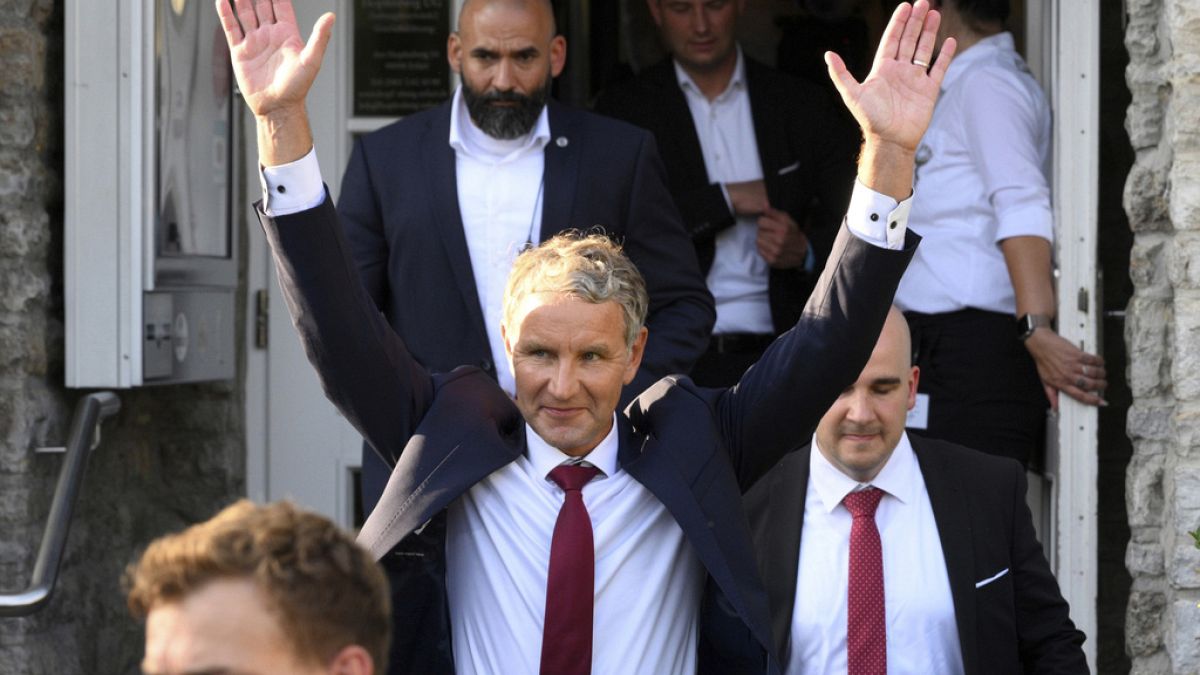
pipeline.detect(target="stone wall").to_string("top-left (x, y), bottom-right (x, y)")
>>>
top-left (1125, 0), bottom-right (1200, 671)
top-left (0, 2), bottom-right (246, 673)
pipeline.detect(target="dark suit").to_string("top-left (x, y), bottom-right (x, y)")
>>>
top-left (337, 99), bottom-right (716, 513)
top-left (594, 56), bottom-right (859, 334)
top-left (259, 193), bottom-right (916, 674)
top-left (706, 435), bottom-right (1087, 674)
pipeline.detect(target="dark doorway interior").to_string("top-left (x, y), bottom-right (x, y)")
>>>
top-left (1096, 1), bottom-right (1135, 672)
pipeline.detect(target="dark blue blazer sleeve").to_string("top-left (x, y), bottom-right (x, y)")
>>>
top-left (258, 193), bottom-right (433, 466)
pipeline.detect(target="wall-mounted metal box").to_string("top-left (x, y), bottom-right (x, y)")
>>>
top-left (66, 0), bottom-right (239, 387)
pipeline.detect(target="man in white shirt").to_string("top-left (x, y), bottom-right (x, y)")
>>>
top-left (217, 0), bottom-right (949, 672)
top-left (895, 0), bottom-right (1107, 466)
top-left (595, 0), bottom-right (859, 387)
top-left (705, 307), bottom-right (1088, 674)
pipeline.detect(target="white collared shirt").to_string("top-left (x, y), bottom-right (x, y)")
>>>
top-left (896, 32), bottom-right (1053, 315)
top-left (449, 85), bottom-right (550, 395)
top-left (675, 50), bottom-right (773, 335)
top-left (445, 416), bottom-right (704, 675)
top-left (787, 432), bottom-right (963, 675)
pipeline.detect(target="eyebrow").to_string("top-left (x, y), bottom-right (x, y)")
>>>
top-left (870, 377), bottom-right (902, 387)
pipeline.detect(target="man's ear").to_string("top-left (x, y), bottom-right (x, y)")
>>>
top-left (549, 35), bottom-right (567, 78)
top-left (622, 327), bottom-right (649, 386)
top-left (645, 0), bottom-right (663, 27)
top-left (447, 33), bottom-right (463, 73)
top-left (501, 322), bottom-right (513, 358)
top-left (328, 644), bottom-right (373, 675)
top-left (906, 365), bottom-right (920, 410)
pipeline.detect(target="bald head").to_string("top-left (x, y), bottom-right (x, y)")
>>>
top-left (814, 306), bottom-right (919, 483)
top-left (458, 0), bottom-right (557, 40)
top-left (882, 306), bottom-right (913, 370)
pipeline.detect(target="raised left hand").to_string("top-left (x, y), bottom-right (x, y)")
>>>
top-left (825, 0), bottom-right (955, 154)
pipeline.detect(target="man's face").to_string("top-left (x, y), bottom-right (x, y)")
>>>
top-left (504, 294), bottom-right (646, 457)
top-left (141, 578), bottom-right (326, 675)
top-left (648, 0), bottom-right (744, 75)
top-left (448, 1), bottom-right (566, 139)
top-left (815, 311), bottom-right (918, 483)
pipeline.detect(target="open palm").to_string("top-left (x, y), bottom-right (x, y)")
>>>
top-left (827, 1), bottom-right (956, 153)
top-left (216, 0), bottom-right (333, 117)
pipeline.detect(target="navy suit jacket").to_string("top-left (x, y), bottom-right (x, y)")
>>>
top-left (337, 99), bottom-right (716, 514)
top-left (704, 436), bottom-right (1088, 674)
top-left (595, 56), bottom-right (859, 332)
top-left (260, 193), bottom-right (916, 673)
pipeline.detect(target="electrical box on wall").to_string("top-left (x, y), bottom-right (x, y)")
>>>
top-left (65, 0), bottom-right (238, 387)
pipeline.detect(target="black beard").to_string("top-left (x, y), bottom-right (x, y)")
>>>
top-left (462, 77), bottom-right (549, 140)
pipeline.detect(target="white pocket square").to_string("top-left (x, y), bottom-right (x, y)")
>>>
top-left (778, 161), bottom-right (801, 176)
top-left (975, 568), bottom-right (1010, 588)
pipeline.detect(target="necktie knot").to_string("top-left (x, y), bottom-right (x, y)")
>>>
top-left (549, 464), bottom-right (600, 493)
top-left (843, 486), bottom-right (884, 518)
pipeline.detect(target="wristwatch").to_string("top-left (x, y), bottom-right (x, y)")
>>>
top-left (1017, 314), bottom-right (1053, 341)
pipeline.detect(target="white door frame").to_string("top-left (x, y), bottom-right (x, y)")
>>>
top-left (1027, 1), bottom-right (1100, 670)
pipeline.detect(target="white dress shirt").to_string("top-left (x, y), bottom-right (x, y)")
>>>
top-left (446, 417), bottom-right (704, 675)
top-left (676, 51), bottom-right (773, 335)
top-left (895, 32), bottom-right (1053, 315)
top-left (787, 432), bottom-right (963, 675)
top-left (449, 85), bottom-right (550, 395)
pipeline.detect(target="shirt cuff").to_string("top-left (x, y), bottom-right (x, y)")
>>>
top-left (260, 147), bottom-right (326, 216)
top-left (718, 182), bottom-right (734, 214)
top-left (844, 180), bottom-right (912, 250)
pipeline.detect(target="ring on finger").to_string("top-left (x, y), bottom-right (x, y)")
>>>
top-left (913, 58), bottom-right (930, 68)
top-left (1075, 377), bottom-right (1086, 389)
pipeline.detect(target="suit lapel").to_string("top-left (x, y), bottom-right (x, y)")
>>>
top-left (359, 399), bottom-right (525, 560)
top-left (422, 105), bottom-right (489, 341)
top-left (764, 448), bottom-right (809, 662)
top-left (744, 58), bottom-right (787, 184)
top-left (649, 61), bottom-right (713, 188)
top-left (616, 415), bottom-right (776, 659)
top-left (914, 438), bottom-right (979, 675)
top-left (540, 101), bottom-right (580, 241)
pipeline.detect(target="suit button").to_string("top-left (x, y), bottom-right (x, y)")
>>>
top-left (480, 358), bottom-right (492, 372)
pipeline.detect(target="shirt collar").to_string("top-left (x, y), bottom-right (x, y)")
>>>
top-left (526, 413), bottom-right (620, 481)
top-left (809, 431), bottom-right (918, 513)
top-left (448, 85), bottom-right (552, 162)
top-left (941, 31), bottom-right (1014, 90)
top-left (673, 45), bottom-right (747, 102)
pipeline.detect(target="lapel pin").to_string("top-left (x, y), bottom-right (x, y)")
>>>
top-left (556, 136), bottom-right (569, 148)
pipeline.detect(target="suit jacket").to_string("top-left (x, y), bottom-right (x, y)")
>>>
top-left (338, 99), bottom-right (717, 513)
top-left (259, 194), bottom-right (917, 674)
top-left (706, 436), bottom-right (1088, 674)
top-left (594, 56), bottom-right (859, 333)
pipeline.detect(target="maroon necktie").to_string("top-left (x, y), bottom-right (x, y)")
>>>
top-left (844, 487), bottom-right (886, 675)
top-left (541, 464), bottom-right (601, 675)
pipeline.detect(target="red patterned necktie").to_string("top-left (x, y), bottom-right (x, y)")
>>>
top-left (844, 486), bottom-right (886, 675)
top-left (540, 464), bottom-right (601, 675)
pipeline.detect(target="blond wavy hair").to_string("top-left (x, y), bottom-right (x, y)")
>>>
top-left (503, 231), bottom-right (649, 348)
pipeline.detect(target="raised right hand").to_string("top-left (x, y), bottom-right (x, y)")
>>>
top-left (215, 0), bottom-right (334, 119)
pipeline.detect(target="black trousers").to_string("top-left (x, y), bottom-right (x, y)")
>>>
top-left (905, 309), bottom-right (1048, 468)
